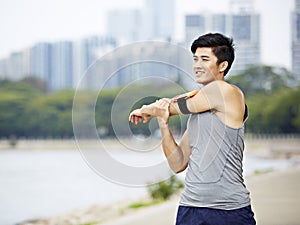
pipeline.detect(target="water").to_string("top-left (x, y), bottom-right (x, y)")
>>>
top-left (0, 149), bottom-right (295, 225)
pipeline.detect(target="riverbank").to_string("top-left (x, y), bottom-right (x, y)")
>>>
top-left (246, 164), bottom-right (300, 225)
top-left (101, 163), bottom-right (300, 225)
top-left (18, 163), bottom-right (300, 225)
top-left (1, 136), bottom-right (300, 155)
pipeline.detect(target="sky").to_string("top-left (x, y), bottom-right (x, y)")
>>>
top-left (0, 0), bottom-right (295, 69)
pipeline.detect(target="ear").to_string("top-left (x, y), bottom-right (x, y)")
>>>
top-left (219, 61), bottom-right (228, 73)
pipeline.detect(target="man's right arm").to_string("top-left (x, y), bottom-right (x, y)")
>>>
top-left (158, 117), bottom-right (192, 173)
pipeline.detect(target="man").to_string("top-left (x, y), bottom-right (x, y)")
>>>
top-left (129, 33), bottom-right (256, 225)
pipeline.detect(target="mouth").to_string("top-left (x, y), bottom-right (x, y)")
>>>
top-left (195, 71), bottom-right (204, 77)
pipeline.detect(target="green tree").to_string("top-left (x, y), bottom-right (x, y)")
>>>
top-left (228, 65), bottom-right (295, 96)
top-left (0, 80), bottom-right (42, 137)
top-left (21, 76), bottom-right (48, 93)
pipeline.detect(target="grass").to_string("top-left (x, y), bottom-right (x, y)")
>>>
top-left (254, 168), bottom-right (274, 175)
top-left (127, 199), bottom-right (164, 209)
top-left (80, 222), bottom-right (100, 225)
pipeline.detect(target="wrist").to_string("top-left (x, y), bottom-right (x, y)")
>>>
top-left (157, 117), bottom-right (169, 129)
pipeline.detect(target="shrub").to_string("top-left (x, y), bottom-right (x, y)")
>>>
top-left (147, 175), bottom-right (184, 201)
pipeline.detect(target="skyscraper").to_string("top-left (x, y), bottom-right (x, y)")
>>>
top-left (106, 9), bottom-right (142, 43)
top-left (185, 15), bottom-right (206, 44)
top-left (106, 0), bottom-right (175, 42)
top-left (228, 0), bottom-right (260, 74)
top-left (50, 41), bottom-right (73, 91)
top-left (292, 0), bottom-right (300, 81)
top-left (72, 36), bottom-right (116, 90)
top-left (142, 0), bottom-right (175, 40)
top-left (30, 43), bottom-right (52, 84)
top-left (185, 14), bottom-right (227, 44)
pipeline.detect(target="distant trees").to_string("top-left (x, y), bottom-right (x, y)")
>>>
top-left (0, 65), bottom-right (299, 139)
top-left (0, 78), bottom-right (184, 138)
top-left (228, 65), bottom-right (300, 134)
top-left (228, 65), bottom-right (295, 96)
top-left (0, 78), bottom-right (74, 138)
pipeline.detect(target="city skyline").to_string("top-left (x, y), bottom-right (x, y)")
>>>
top-left (0, 0), bottom-right (295, 69)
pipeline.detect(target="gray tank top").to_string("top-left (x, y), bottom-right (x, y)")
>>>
top-left (179, 109), bottom-right (251, 210)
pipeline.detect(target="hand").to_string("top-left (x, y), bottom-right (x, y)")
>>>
top-left (128, 98), bottom-right (171, 125)
top-left (128, 108), bottom-right (151, 125)
top-left (154, 98), bottom-right (171, 124)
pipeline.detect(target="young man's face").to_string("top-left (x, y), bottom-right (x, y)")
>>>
top-left (193, 47), bottom-right (223, 85)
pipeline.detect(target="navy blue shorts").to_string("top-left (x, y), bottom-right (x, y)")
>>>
top-left (175, 205), bottom-right (256, 225)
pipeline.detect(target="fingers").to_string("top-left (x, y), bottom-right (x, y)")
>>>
top-left (129, 109), bottom-right (149, 125)
top-left (129, 114), bottom-right (142, 125)
top-left (143, 115), bottom-right (151, 123)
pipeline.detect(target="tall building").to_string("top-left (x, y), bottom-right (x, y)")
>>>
top-left (184, 0), bottom-right (260, 76)
top-left (8, 51), bottom-right (28, 80)
top-left (50, 41), bottom-right (73, 91)
top-left (141, 0), bottom-right (175, 40)
top-left (185, 15), bottom-right (206, 43)
top-left (228, 0), bottom-right (260, 74)
top-left (0, 48), bottom-right (31, 81)
top-left (292, 0), bottom-right (300, 81)
top-left (72, 36), bottom-right (116, 89)
top-left (30, 43), bottom-right (52, 83)
top-left (106, 10), bottom-right (142, 43)
top-left (106, 0), bottom-right (175, 42)
top-left (185, 14), bottom-right (227, 45)
top-left (0, 58), bottom-right (8, 79)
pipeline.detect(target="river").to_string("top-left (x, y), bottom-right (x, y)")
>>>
top-left (0, 148), bottom-right (295, 225)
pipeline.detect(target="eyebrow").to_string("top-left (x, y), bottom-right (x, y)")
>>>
top-left (193, 54), bottom-right (210, 59)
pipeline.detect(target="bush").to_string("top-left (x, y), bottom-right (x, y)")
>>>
top-left (147, 175), bottom-right (184, 201)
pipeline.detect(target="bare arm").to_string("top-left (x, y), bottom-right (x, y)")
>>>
top-left (169, 81), bottom-right (246, 128)
top-left (155, 102), bottom-right (192, 173)
top-left (160, 127), bottom-right (192, 173)
top-left (129, 81), bottom-right (227, 123)
top-left (129, 81), bottom-right (245, 129)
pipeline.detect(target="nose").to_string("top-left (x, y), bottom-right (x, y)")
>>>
top-left (193, 59), bottom-right (202, 68)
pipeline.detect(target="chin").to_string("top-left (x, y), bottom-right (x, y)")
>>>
top-left (195, 78), bottom-right (205, 84)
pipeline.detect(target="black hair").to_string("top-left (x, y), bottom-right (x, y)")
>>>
top-left (191, 33), bottom-right (235, 76)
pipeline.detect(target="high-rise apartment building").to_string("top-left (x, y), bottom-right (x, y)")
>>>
top-left (185, 15), bottom-right (206, 43)
top-left (50, 41), bottom-right (73, 91)
top-left (73, 36), bottom-right (116, 89)
top-left (185, 14), bottom-right (227, 45)
top-left (0, 48), bottom-right (30, 81)
top-left (106, 0), bottom-right (175, 42)
top-left (142, 0), bottom-right (175, 40)
top-left (228, 0), bottom-right (260, 74)
top-left (106, 10), bottom-right (142, 43)
top-left (30, 43), bottom-right (52, 83)
top-left (292, 0), bottom-right (300, 81)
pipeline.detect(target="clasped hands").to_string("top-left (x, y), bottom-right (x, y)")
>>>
top-left (129, 98), bottom-right (171, 126)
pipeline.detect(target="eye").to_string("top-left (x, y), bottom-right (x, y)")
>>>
top-left (201, 57), bottom-right (209, 61)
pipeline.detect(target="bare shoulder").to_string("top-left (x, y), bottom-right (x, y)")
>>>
top-left (204, 80), bottom-right (245, 101)
top-left (204, 81), bottom-right (245, 128)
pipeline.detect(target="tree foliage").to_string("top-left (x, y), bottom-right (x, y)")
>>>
top-left (228, 65), bottom-right (299, 134)
top-left (0, 65), bottom-right (299, 139)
